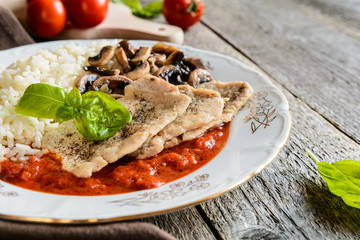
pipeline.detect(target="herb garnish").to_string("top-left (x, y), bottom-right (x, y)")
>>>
top-left (307, 149), bottom-right (360, 209)
top-left (15, 83), bottom-right (132, 141)
top-left (112, 0), bottom-right (163, 18)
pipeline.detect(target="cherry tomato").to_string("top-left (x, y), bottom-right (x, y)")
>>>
top-left (163, 0), bottom-right (204, 29)
top-left (63, 0), bottom-right (108, 28)
top-left (26, 0), bottom-right (67, 38)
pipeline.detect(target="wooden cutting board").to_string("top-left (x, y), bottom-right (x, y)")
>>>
top-left (1, 0), bottom-right (184, 44)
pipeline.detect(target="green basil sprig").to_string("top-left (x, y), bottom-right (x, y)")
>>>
top-left (112, 0), bottom-right (163, 18)
top-left (307, 149), bottom-right (360, 209)
top-left (16, 83), bottom-right (132, 141)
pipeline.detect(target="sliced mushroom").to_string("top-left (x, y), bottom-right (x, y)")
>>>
top-left (130, 47), bottom-right (151, 64)
top-left (178, 61), bottom-right (192, 81)
top-left (164, 50), bottom-right (184, 66)
top-left (119, 40), bottom-right (136, 58)
top-left (148, 56), bottom-right (159, 74)
top-left (110, 87), bottom-right (128, 96)
top-left (154, 53), bottom-right (166, 66)
top-left (125, 60), bottom-right (150, 80)
top-left (152, 42), bottom-right (178, 55)
top-left (92, 75), bottom-right (133, 91)
top-left (188, 69), bottom-right (214, 88)
top-left (155, 65), bottom-right (183, 85)
top-left (83, 65), bottom-right (120, 76)
top-left (88, 46), bottom-right (115, 66)
top-left (114, 47), bottom-right (131, 73)
top-left (76, 74), bottom-right (99, 94)
top-left (109, 93), bottom-right (124, 99)
top-left (182, 57), bottom-right (206, 70)
top-left (108, 80), bottom-right (132, 90)
top-left (99, 84), bottom-right (111, 94)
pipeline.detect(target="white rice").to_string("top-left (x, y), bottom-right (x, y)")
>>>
top-left (0, 41), bottom-right (116, 161)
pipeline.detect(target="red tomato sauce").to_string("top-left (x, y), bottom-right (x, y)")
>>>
top-left (0, 123), bottom-right (229, 196)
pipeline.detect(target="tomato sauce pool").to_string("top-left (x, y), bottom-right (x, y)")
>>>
top-left (0, 123), bottom-right (229, 196)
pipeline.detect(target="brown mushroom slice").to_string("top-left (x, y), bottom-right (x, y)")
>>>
top-left (182, 57), bottom-right (206, 70)
top-left (188, 69), bottom-right (214, 88)
top-left (115, 47), bottom-right (131, 73)
top-left (148, 56), bottom-right (159, 74)
top-left (154, 53), bottom-right (166, 66)
top-left (83, 66), bottom-right (120, 76)
top-left (110, 87), bottom-right (128, 96)
top-left (155, 65), bottom-right (183, 85)
top-left (92, 75), bottom-right (133, 91)
top-left (99, 84), bottom-right (111, 94)
top-left (108, 80), bottom-right (132, 90)
top-left (88, 46), bottom-right (115, 66)
top-left (76, 74), bottom-right (99, 94)
top-left (164, 50), bottom-right (184, 66)
top-left (109, 93), bottom-right (124, 99)
top-left (130, 47), bottom-right (151, 64)
top-left (125, 60), bottom-right (150, 80)
top-left (119, 40), bottom-right (136, 58)
top-left (152, 42), bottom-right (178, 55)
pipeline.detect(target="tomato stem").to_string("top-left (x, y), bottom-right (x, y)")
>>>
top-left (186, 0), bottom-right (200, 14)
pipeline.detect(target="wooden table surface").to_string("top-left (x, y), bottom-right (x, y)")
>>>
top-left (138, 0), bottom-right (360, 239)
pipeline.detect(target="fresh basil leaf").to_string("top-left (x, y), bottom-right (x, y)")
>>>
top-left (15, 83), bottom-right (68, 119)
top-left (307, 150), bottom-right (360, 209)
top-left (75, 91), bottom-right (132, 141)
top-left (115, 0), bottom-right (142, 12)
top-left (341, 193), bottom-right (360, 209)
top-left (55, 88), bottom-right (82, 122)
top-left (112, 0), bottom-right (163, 18)
top-left (332, 160), bottom-right (360, 186)
top-left (316, 161), bottom-right (360, 196)
top-left (121, 0), bottom-right (142, 9)
top-left (66, 88), bottom-right (82, 108)
top-left (139, 1), bottom-right (163, 18)
top-left (55, 104), bottom-right (79, 122)
top-left (16, 83), bottom-right (132, 141)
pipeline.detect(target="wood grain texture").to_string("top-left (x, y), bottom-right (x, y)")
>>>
top-left (202, 0), bottom-right (360, 144)
top-left (178, 23), bottom-right (360, 238)
top-left (293, 0), bottom-right (360, 40)
top-left (140, 208), bottom-right (216, 240)
top-left (200, 88), bottom-right (360, 239)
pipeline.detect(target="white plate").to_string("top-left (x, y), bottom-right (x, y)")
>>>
top-left (0, 40), bottom-right (291, 223)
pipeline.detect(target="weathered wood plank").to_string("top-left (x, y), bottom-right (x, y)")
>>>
top-left (179, 8), bottom-right (360, 239)
top-left (140, 207), bottom-right (216, 240)
top-left (293, 0), bottom-right (360, 40)
top-left (200, 87), bottom-right (360, 239)
top-left (202, 0), bottom-right (360, 143)
top-left (183, 22), bottom-right (360, 236)
top-left (178, 25), bottom-right (360, 238)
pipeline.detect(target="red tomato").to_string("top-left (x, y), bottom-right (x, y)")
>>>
top-left (26, 0), bottom-right (67, 38)
top-left (163, 0), bottom-right (204, 29)
top-left (63, 0), bottom-right (108, 28)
